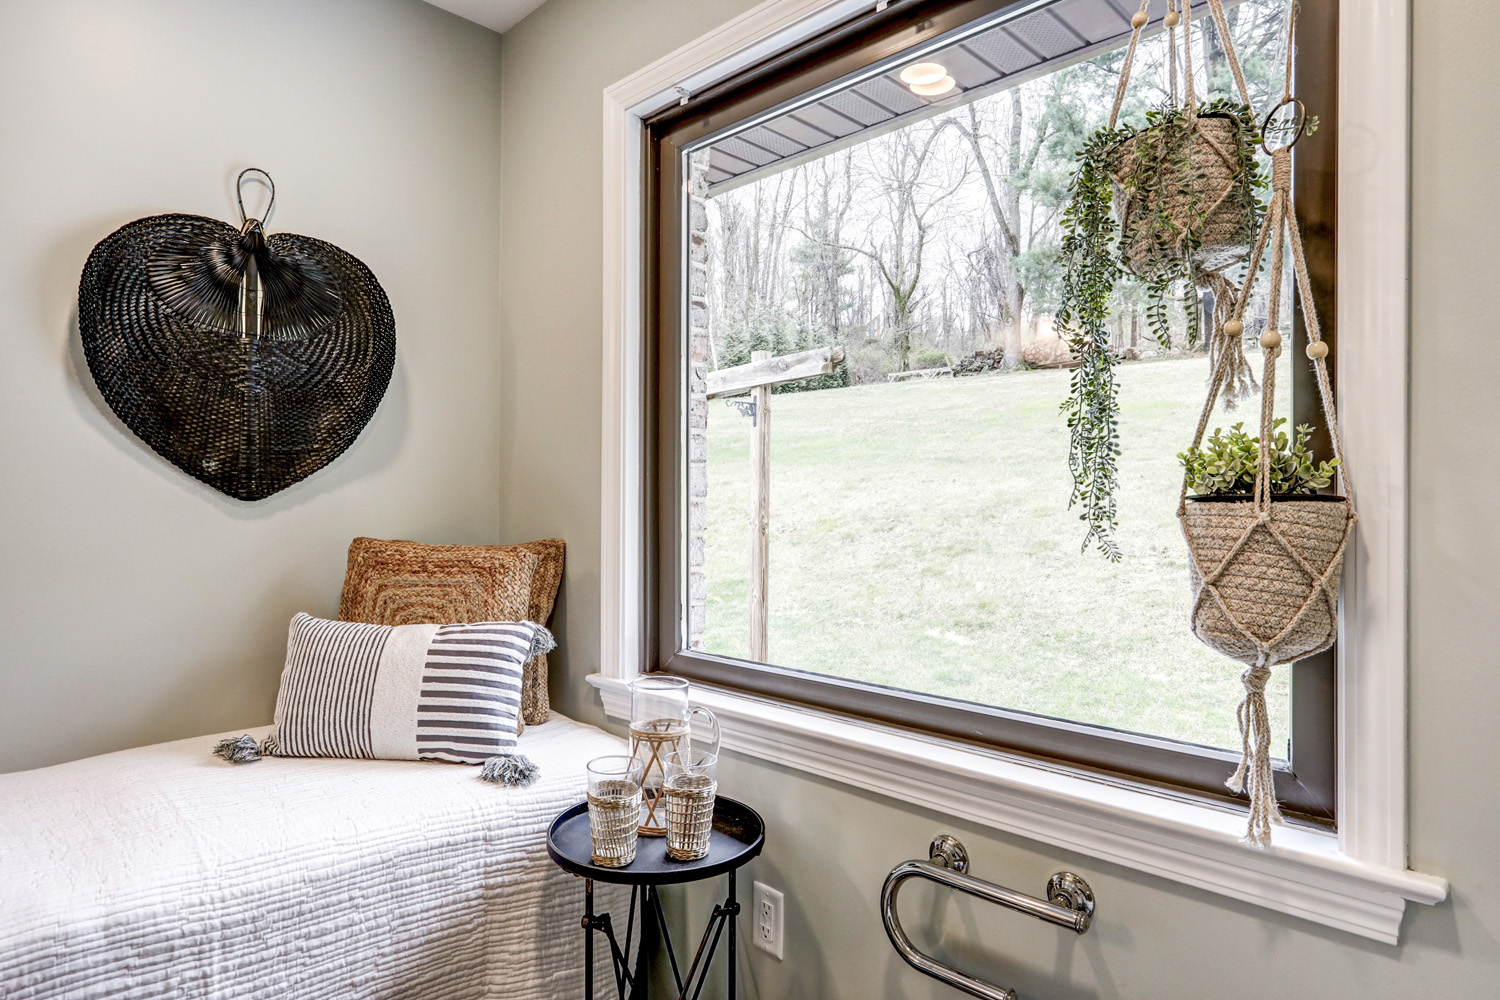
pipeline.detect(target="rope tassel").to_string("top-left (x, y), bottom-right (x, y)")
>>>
top-left (1224, 663), bottom-right (1283, 847)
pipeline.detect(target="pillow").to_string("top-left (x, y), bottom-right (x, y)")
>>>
top-left (262, 613), bottom-right (554, 767)
top-left (338, 537), bottom-right (565, 727)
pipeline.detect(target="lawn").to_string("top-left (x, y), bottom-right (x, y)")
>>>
top-left (702, 351), bottom-right (1294, 753)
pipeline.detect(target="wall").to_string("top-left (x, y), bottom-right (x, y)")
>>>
top-left (0, 0), bottom-right (505, 773)
top-left (500, 0), bottom-right (1500, 996)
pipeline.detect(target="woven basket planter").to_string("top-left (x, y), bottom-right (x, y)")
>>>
top-left (1181, 496), bottom-right (1354, 667)
top-left (1108, 113), bottom-right (1257, 280)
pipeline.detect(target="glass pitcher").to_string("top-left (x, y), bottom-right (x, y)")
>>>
top-left (628, 675), bottom-right (719, 834)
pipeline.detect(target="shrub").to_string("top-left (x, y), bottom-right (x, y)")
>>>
top-left (911, 348), bottom-right (952, 370)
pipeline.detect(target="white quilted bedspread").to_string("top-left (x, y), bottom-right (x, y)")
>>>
top-left (0, 714), bottom-right (630, 1000)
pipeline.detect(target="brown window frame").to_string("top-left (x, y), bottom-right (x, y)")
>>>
top-left (643, 0), bottom-right (1339, 823)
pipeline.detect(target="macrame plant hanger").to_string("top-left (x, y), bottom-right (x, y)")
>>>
top-left (1110, 0), bottom-right (1262, 404)
top-left (1179, 3), bottom-right (1357, 846)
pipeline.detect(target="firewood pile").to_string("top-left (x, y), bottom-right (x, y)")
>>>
top-left (952, 348), bottom-right (1006, 376)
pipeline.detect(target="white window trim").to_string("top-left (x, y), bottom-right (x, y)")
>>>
top-left (596, 0), bottom-right (1446, 944)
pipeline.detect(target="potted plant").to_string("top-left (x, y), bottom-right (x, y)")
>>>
top-left (1179, 419), bottom-right (1341, 502)
top-left (1057, 3), bottom-right (1267, 561)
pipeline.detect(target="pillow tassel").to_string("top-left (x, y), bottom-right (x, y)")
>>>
top-left (212, 734), bottom-right (264, 764)
top-left (522, 621), bottom-right (557, 659)
top-left (481, 754), bottom-right (540, 787)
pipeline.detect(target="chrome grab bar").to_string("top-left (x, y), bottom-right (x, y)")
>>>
top-left (881, 835), bottom-right (1095, 1000)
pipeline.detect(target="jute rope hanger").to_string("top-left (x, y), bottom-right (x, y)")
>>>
top-left (1108, 0), bottom-right (1262, 402)
top-left (1178, 0), bottom-right (1357, 847)
top-left (1108, 0), bottom-right (1253, 132)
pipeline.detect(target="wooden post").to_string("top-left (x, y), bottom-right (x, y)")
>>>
top-left (705, 346), bottom-right (842, 664)
top-left (748, 351), bottom-right (771, 663)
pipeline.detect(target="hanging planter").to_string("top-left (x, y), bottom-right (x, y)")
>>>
top-left (1107, 104), bottom-right (1264, 282)
top-left (1057, 0), bottom-right (1264, 559)
top-left (1178, 63), bottom-right (1353, 845)
top-left (1179, 419), bottom-right (1348, 668)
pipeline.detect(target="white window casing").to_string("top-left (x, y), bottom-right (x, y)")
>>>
top-left (596, 0), bottom-right (1446, 944)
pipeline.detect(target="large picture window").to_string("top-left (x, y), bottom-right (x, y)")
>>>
top-left (645, 0), bottom-right (1337, 821)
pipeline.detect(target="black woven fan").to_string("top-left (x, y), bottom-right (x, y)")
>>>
top-left (78, 169), bottom-right (395, 500)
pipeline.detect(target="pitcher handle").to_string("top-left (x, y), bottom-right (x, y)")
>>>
top-left (688, 706), bottom-right (721, 759)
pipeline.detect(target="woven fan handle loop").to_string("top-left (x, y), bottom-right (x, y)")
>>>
top-left (236, 168), bottom-right (276, 227)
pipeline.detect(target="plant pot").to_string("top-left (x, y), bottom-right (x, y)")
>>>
top-left (1108, 113), bottom-right (1258, 280)
top-left (1179, 495), bottom-right (1355, 666)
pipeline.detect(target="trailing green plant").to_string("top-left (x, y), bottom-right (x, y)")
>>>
top-left (1178, 419), bottom-right (1341, 496)
top-left (1057, 98), bottom-right (1266, 559)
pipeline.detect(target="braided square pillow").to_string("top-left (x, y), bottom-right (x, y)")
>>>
top-left (339, 537), bottom-right (565, 727)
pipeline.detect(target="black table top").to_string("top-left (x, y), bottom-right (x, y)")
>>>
top-left (546, 795), bottom-right (765, 885)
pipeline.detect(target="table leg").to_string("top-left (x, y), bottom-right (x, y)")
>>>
top-left (585, 879), bottom-right (594, 1000)
top-left (632, 887), bottom-right (651, 1000)
top-left (727, 872), bottom-right (737, 1000)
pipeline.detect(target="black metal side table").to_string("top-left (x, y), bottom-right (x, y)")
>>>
top-left (546, 796), bottom-right (765, 1000)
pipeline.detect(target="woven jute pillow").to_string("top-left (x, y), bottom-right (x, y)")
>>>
top-left (339, 537), bottom-right (565, 727)
top-left (1181, 499), bottom-right (1353, 667)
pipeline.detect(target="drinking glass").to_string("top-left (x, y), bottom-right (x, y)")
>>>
top-left (662, 749), bottom-right (718, 861)
top-left (587, 755), bottom-right (645, 867)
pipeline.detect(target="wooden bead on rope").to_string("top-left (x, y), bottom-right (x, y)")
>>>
top-left (1224, 319), bottom-right (1245, 338)
top-left (1131, 10), bottom-right (1148, 28)
top-left (1260, 330), bottom-right (1282, 350)
top-left (1306, 340), bottom-right (1329, 360)
top-left (1164, 10), bottom-right (1180, 26)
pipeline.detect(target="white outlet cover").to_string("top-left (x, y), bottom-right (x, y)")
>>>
top-left (752, 881), bottom-right (785, 960)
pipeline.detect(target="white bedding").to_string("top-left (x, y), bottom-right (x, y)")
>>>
top-left (0, 714), bottom-right (629, 1000)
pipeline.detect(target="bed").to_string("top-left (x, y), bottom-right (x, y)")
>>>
top-left (0, 714), bottom-right (629, 999)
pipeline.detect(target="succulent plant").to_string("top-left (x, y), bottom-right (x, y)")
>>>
top-left (1179, 419), bottom-right (1340, 496)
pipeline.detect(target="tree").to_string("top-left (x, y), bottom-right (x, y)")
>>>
top-left (813, 119), bottom-right (969, 371)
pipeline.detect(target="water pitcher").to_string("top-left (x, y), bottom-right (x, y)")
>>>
top-left (628, 675), bottom-right (719, 835)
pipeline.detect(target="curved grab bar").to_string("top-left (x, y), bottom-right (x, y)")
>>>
top-left (881, 835), bottom-right (1095, 1000)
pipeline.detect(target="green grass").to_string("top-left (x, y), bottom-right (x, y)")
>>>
top-left (703, 352), bottom-right (1293, 752)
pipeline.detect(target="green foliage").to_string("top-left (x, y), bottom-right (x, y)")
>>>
top-left (774, 359), bottom-right (851, 394)
top-left (911, 348), bottom-right (952, 370)
top-left (1179, 419), bottom-right (1340, 496)
top-left (716, 308), bottom-right (852, 394)
top-left (1056, 126), bottom-right (1124, 560)
top-left (1057, 99), bottom-right (1265, 558)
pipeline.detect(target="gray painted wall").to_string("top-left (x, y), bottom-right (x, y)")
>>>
top-left (500, 0), bottom-right (1500, 995)
top-left (0, 0), bottom-right (505, 773)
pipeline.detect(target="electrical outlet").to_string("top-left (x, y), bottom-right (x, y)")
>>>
top-left (752, 881), bottom-right (784, 960)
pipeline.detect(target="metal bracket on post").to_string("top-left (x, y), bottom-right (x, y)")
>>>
top-left (724, 397), bottom-right (757, 425)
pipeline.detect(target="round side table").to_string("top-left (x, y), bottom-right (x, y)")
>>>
top-left (547, 796), bottom-right (765, 1000)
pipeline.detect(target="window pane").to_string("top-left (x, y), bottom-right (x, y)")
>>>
top-left (684, 0), bottom-right (1298, 752)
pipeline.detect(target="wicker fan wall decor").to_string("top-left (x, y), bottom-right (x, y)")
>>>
top-left (78, 169), bottom-right (395, 500)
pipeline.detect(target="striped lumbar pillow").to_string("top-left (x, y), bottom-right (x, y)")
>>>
top-left (261, 613), bottom-right (554, 770)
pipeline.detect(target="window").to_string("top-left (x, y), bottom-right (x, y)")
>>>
top-left (644, 0), bottom-right (1338, 821)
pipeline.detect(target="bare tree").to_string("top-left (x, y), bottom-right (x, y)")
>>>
top-left (810, 120), bottom-right (969, 370)
top-left (954, 86), bottom-right (1069, 367)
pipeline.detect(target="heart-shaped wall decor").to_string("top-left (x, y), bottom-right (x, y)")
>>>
top-left (78, 169), bottom-right (395, 500)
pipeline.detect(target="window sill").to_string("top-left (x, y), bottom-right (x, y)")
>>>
top-left (587, 673), bottom-right (1445, 945)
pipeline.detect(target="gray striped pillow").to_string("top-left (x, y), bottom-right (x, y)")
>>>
top-left (262, 613), bottom-right (554, 764)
